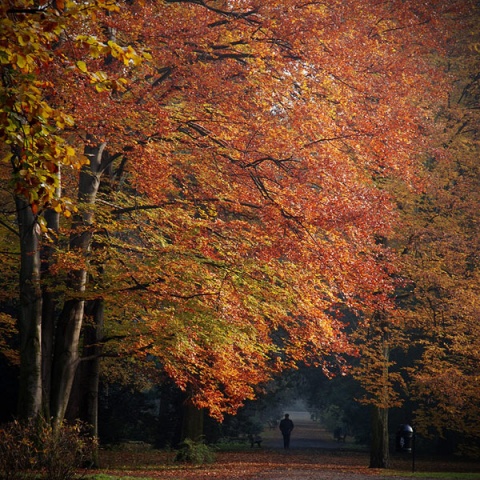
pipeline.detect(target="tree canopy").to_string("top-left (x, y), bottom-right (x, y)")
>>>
top-left (1, 0), bottom-right (478, 454)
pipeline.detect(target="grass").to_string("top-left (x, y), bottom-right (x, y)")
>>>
top-left (388, 473), bottom-right (480, 479)
top-left (87, 476), bottom-right (142, 480)
top-left (86, 476), bottom-right (157, 480)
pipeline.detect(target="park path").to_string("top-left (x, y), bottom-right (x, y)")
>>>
top-left (240, 412), bottom-right (442, 479)
top-left (98, 413), bottom-right (480, 479)
top-left (260, 410), bottom-right (342, 450)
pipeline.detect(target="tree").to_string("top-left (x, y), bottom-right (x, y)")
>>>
top-left (1, 0), bottom-right (145, 426)
top-left (0, 0), bottom-right (456, 436)
top-left (353, 312), bottom-right (408, 468)
top-left (335, 2), bottom-right (480, 464)
top-left (393, 1), bottom-right (480, 455)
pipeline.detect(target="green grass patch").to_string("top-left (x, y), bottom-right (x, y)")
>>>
top-left (214, 442), bottom-right (253, 452)
top-left (387, 471), bottom-right (480, 479)
top-left (85, 476), bottom-right (156, 480)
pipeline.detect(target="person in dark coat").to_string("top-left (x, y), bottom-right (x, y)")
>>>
top-left (279, 413), bottom-right (294, 449)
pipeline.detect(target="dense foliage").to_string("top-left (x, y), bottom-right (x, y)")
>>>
top-left (0, 0), bottom-right (478, 463)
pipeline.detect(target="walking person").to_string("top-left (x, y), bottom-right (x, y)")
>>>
top-left (279, 413), bottom-right (294, 449)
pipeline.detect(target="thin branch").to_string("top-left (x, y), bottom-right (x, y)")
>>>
top-left (380, 19), bottom-right (431, 35)
top-left (302, 133), bottom-right (372, 148)
top-left (169, 291), bottom-right (219, 300)
top-left (0, 218), bottom-right (19, 236)
top-left (165, 0), bottom-right (260, 23)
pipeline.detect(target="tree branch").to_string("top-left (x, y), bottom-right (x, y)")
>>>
top-left (165, 0), bottom-right (259, 22)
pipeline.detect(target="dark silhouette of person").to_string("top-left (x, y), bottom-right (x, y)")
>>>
top-left (279, 413), bottom-right (294, 449)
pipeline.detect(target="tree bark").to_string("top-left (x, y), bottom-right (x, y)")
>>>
top-left (40, 188), bottom-right (61, 419)
top-left (370, 329), bottom-right (390, 468)
top-left (66, 298), bottom-right (103, 465)
top-left (84, 299), bottom-right (104, 439)
top-left (370, 404), bottom-right (390, 468)
top-left (181, 402), bottom-right (204, 442)
top-left (68, 300), bottom-right (104, 432)
top-left (50, 141), bottom-right (107, 429)
top-left (15, 196), bottom-right (43, 419)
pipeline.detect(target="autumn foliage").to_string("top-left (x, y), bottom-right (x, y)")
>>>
top-left (395, 6), bottom-right (480, 453)
top-left (0, 0), bottom-right (477, 448)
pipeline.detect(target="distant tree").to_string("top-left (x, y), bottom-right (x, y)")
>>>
top-left (395, 3), bottom-right (480, 455)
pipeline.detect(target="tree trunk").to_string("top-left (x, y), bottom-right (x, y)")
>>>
top-left (181, 402), bottom-right (204, 442)
top-left (370, 405), bottom-right (389, 468)
top-left (67, 299), bottom-right (103, 434)
top-left (15, 196), bottom-right (43, 420)
top-left (50, 141), bottom-right (107, 429)
top-left (66, 298), bottom-right (103, 465)
top-left (84, 299), bottom-right (103, 466)
top-left (370, 329), bottom-right (390, 468)
top-left (84, 299), bottom-right (104, 439)
top-left (41, 196), bottom-right (61, 419)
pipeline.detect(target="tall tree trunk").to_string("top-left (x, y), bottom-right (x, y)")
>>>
top-left (181, 402), bottom-right (204, 442)
top-left (370, 329), bottom-right (390, 468)
top-left (66, 298), bottom-right (103, 465)
top-left (40, 182), bottom-right (61, 419)
top-left (41, 286), bottom-right (55, 420)
top-left (370, 405), bottom-right (389, 468)
top-left (15, 196), bottom-right (43, 419)
top-left (84, 298), bottom-right (103, 467)
top-left (50, 141), bottom-right (107, 429)
top-left (67, 298), bottom-right (103, 434)
top-left (83, 298), bottom-right (104, 439)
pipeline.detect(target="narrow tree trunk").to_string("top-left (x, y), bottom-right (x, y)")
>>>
top-left (84, 299), bottom-right (103, 467)
top-left (41, 288), bottom-right (55, 419)
top-left (370, 405), bottom-right (389, 468)
top-left (50, 142), bottom-right (107, 429)
top-left (84, 298), bottom-right (104, 439)
top-left (66, 298), bottom-right (103, 465)
top-left (370, 329), bottom-right (390, 468)
top-left (67, 299), bottom-right (103, 432)
top-left (41, 196), bottom-right (61, 419)
top-left (15, 197), bottom-right (43, 419)
top-left (51, 299), bottom-right (86, 428)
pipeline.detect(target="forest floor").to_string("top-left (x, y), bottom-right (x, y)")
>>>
top-left (95, 412), bottom-right (480, 480)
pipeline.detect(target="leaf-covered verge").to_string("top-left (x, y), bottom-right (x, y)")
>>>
top-left (89, 421), bottom-right (480, 480)
top-left (86, 448), bottom-right (480, 480)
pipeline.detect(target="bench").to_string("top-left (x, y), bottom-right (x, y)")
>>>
top-left (248, 434), bottom-right (262, 447)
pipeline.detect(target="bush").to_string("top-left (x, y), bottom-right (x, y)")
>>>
top-left (174, 437), bottom-right (215, 464)
top-left (39, 420), bottom-right (98, 479)
top-left (0, 418), bottom-right (97, 480)
top-left (0, 419), bottom-right (37, 480)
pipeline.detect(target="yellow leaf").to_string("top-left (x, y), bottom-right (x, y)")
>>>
top-left (76, 60), bottom-right (88, 73)
top-left (16, 55), bottom-right (27, 69)
top-left (95, 83), bottom-right (108, 92)
top-left (17, 35), bottom-right (28, 47)
top-left (63, 114), bottom-right (74, 126)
